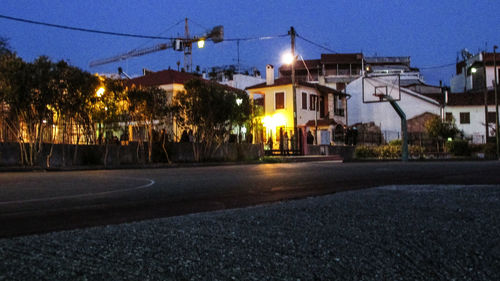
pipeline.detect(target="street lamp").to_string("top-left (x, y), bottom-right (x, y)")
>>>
top-left (96, 87), bottom-right (105, 97)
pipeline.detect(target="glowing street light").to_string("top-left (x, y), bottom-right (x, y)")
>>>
top-left (281, 52), bottom-right (294, 65)
top-left (197, 39), bottom-right (205, 49)
top-left (96, 87), bottom-right (105, 97)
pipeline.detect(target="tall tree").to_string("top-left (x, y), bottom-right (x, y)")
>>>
top-left (174, 79), bottom-right (250, 161)
top-left (128, 85), bottom-right (171, 163)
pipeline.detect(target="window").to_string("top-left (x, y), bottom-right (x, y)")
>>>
top-left (334, 96), bottom-right (344, 116)
top-left (302, 92), bottom-right (307, 109)
top-left (319, 96), bottom-right (325, 117)
top-left (309, 95), bottom-right (316, 111)
top-left (459, 112), bottom-right (470, 124)
top-left (336, 83), bottom-right (346, 92)
top-left (275, 92), bottom-right (284, 109)
top-left (445, 112), bottom-right (453, 122)
top-left (487, 112), bottom-right (497, 123)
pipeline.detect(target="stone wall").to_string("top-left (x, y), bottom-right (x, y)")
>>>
top-left (0, 142), bottom-right (264, 168)
top-left (306, 145), bottom-right (354, 161)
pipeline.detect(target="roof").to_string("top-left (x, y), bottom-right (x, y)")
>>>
top-left (321, 53), bottom-right (363, 64)
top-left (444, 90), bottom-right (498, 106)
top-left (305, 119), bottom-right (338, 127)
top-left (124, 69), bottom-right (245, 93)
top-left (245, 77), bottom-right (348, 96)
top-left (124, 69), bottom-right (199, 88)
top-left (482, 52), bottom-right (500, 66)
top-left (364, 56), bottom-right (411, 66)
top-left (278, 59), bottom-right (321, 72)
top-left (421, 89), bottom-right (500, 106)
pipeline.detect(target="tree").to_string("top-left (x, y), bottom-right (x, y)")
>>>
top-left (127, 85), bottom-right (171, 163)
top-left (425, 116), bottom-right (461, 152)
top-left (174, 79), bottom-right (251, 161)
top-left (91, 78), bottom-right (127, 166)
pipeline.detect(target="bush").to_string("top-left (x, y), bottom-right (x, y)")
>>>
top-left (354, 145), bottom-right (377, 158)
top-left (409, 145), bottom-right (424, 158)
top-left (388, 139), bottom-right (402, 146)
top-left (376, 145), bottom-right (401, 159)
top-left (355, 144), bottom-right (425, 159)
top-left (446, 139), bottom-right (470, 156)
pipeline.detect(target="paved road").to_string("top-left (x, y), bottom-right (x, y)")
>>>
top-left (1, 161), bottom-right (500, 237)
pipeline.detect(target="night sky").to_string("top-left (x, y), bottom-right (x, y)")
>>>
top-left (1, 0), bottom-right (499, 85)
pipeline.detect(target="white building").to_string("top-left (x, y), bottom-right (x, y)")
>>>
top-left (346, 76), bottom-right (442, 141)
top-left (451, 51), bottom-right (500, 93)
top-left (442, 90), bottom-right (498, 144)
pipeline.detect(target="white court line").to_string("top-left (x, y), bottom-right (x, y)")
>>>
top-left (0, 177), bottom-right (155, 205)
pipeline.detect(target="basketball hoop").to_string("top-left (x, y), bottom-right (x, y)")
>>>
top-left (373, 93), bottom-right (386, 101)
top-left (362, 75), bottom-right (401, 103)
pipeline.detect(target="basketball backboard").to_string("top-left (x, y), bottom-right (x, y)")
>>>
top-left (362, 74), bottom-right (401, 103)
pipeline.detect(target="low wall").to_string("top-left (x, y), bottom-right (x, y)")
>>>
top-left (0, 142), bottom-right (264, 168)
top-left (307, 145), bottom-right (355, 161)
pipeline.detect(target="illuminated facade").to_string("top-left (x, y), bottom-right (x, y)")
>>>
top-left (246, 65), bottom-right (348, 152)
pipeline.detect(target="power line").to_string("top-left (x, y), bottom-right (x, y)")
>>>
top-left (0, 14), bottom-right (288, 42)
top-left (130, 19), bottom-right (184, 51)
top-left (296, 34), bottom-right (336, 53)
top-left (419, 62), bottom-right (456, 70)
top-left (0, 14), bottom-right (175, 40)
top-left (224, 34), bottom-right (289, 41)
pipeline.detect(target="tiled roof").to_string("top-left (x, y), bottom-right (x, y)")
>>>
top-left (422, 90), bottom-right (499, 106)
top-left (482, 52), bottom-right (500, 65)
top-left (245, 77), bottom-right (348, 96)
top-left (124, 69), bottom-right (245, 93)
top-left (320, 53), bottom-right (363, 64)
top-left (124, 69), bottom-right (199, 88)
top-left (305, 119), bottom-right (338, 127)
top-left (279, 59), bottom-right (322, 72)
top-left (445, 90), bottom-right (498, 106)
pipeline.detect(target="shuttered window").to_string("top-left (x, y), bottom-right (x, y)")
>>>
top-left (302, 92), bottom-right (307, 109)
top-left (275, 92), bottom-right (284, 109)
top-left (459, 112), bottom-right (470, 124)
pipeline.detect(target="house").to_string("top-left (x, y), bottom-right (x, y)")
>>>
top-left (278, 53), bottom-right (363, 91)
top-left (446, 50), bottom-right (500, 143)
top-left (346, 57), bottom-right (443, 142)
top-left (450, 51), bottom-right (500, 93)
top-left (123, 69), bottom-right (198, 142)
top-left (439, 90), bottom-right (498, 144)
top-left (246, 65), bottom-right (348, 153)
top-left (202, 65), bottom-right (265, 90)
top-left (124, 69), bottom-right (248, 143)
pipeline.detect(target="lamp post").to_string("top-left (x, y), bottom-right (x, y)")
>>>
top-left (290, 27), bottom-right (298, 154)
top-left (494, 45), bottom-right (499, 159)
top-left (282, 27), bottom-right (299, 154)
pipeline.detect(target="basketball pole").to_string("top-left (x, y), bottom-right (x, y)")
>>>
top-left (388, 99), bottom-right (409, 162)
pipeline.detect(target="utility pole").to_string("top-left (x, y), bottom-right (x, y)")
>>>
top-left (494, 45), bottom-right (499, 159)
top-left (237, 39), bottom-right (240, 74)
top-left (184, 18), bottom-right (192, 72)
top-left (483, 55), bottom-right (489, 142)
top-left (289, 26), bottom-right (298, 154)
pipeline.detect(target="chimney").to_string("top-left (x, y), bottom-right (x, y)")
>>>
top-left (266, 64), bottom-right (274, 85)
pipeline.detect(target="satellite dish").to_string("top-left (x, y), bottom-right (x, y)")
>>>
top-left (461, 48), bottom-right (472, 60)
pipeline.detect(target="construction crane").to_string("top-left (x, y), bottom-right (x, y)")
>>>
top-left (89, 18), bottom-right (223, 72)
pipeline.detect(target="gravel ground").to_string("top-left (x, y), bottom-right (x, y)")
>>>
top-left (1, 184), bottom-right (500, 280)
